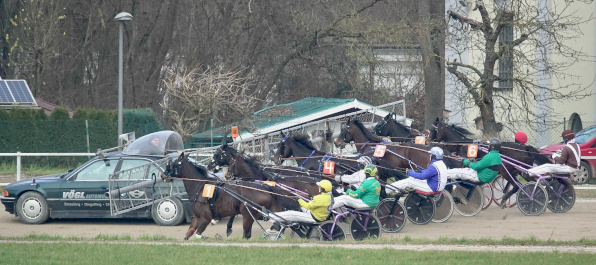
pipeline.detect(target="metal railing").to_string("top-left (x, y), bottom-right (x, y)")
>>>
top-left (0, 152), bottom-right (95, 185)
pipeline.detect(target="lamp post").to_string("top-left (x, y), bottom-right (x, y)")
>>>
top-left (114, 12), bottom-right (132, 147)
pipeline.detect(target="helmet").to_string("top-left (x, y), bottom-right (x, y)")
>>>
top-left (513, 132), bottom-right (528, 145)
top-left (364, 164), bottom-right (378, 177)
top-left (429, 147), bottom-right (444, 160)
top-left (488, 138), bottom-right (501, 151)
top-left (562, 130), bottom-right (575, 140)
top-left (357, 156), bottom-right (373, 165)
top-left (317, 180), bottom-right (333, 192)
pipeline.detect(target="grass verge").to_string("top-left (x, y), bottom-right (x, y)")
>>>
top-left (0, 242), bottom-right (593, 264)
top-left (2, 233), bottom-right (596, 247)
top-left (0, 163), bottom-right (69, 176)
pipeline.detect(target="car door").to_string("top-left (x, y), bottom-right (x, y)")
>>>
top-left (55, 158), bottom-right (120, 218)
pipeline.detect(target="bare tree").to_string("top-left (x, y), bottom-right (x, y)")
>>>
top-left (161, 68), bottom-right (257, 141)
top-left (445, 1), bottom-right (592, 137)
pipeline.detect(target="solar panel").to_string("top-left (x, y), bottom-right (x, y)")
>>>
top-left (0, 80), bottom-right (35, 104)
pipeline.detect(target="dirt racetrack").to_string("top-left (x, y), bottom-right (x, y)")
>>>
top-left (1, 200), bottom-right (595, 241)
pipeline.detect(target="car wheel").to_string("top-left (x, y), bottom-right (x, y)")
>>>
top-left (16, 191), bottom-right (50, 224)
top-left (151, 196), bottom-right (184, 226)
top-left (571, 161), bottom-right (592, 185)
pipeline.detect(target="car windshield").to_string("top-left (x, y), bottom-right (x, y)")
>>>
top-left (574, 126), bottom-right (596, 144)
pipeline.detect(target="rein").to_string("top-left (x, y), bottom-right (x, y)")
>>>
top-left (169, 177), bottom-right (299, 199)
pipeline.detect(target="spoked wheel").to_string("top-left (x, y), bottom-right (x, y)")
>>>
top-left (492, 175), bottom-right (517, 208)
top-left (546, 178), bottom-right (575, 213)
top-left (374, 198), bottom-right (406, 233)
top-left (517, 182), bottom-right (549, 216)
top-left (290, 224), bottom-right (322, 240)
top-left (431, 190), bottom-right (454, 223)
top-left (481, 183), bottom-right (493, 210)
top-left (404, 193), bottom-right (435, 225)
top-left (319, 220), bottom-right (346, 241)
top-left (451, 184), bottom-right (483, 217)
top-left (350, 214), bottom-right (382, 240)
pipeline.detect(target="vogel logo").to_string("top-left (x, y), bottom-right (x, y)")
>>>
top-left (63, 190), bottom-right (85, 199)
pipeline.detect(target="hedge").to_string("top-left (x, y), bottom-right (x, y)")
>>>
top-left (0, 108), bottom-right (163, 168)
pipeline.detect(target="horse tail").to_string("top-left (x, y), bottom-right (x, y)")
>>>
top-left (527, 145), bottom-right (551, 165)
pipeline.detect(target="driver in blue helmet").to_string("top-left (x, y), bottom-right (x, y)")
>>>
top-left (387, 147), bottom-right (448, 194)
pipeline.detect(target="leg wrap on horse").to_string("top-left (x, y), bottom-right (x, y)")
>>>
top-left (184, 227), bottom-right (196, 239)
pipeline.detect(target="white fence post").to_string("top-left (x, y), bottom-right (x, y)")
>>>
top-left (16, 151), bottom-right (21, 181)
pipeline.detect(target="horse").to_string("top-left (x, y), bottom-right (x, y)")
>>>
top-left (334, 118), bottom-right (432, 171)
top-left (165, 152), bottom-right (286, 240)
top-left (374, 112), bottom-right (420, 142)
top-left (209, 143), bottom-right (333, 197)
top-left (273, 132), bottom-right (361, 175)
top-left (431, 118), bottom-right (551, 205)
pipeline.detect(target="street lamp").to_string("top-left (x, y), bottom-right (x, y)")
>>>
top-left (114, 12), bottom-right (132, 147)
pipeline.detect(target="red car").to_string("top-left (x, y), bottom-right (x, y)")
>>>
top-left (540, 125), bottom-right (596, 184)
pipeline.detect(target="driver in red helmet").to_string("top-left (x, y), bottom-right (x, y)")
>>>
top-left (527, 130), bottom-right (580, 176)
top-left (513, 132), bottom-right (528, 146)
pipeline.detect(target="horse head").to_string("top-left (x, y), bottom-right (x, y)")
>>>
top-left (273, 131), bottom-right (292, 165)
top-left (334, 118), bottom-right (352, 148)
top-left (208, 144), bottom-right (235, 172)
top-left (373, 113), bottom-right (391, 136)
top-left (165, 152), bottom-right (191, 179)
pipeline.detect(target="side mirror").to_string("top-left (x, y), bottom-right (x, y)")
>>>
top-left (104, 159), bottom-right (111, 166)
top-left (67, 169), bottom-right (74, 173)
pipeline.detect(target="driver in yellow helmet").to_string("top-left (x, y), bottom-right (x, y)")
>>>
top-left (331, 164), bottom-right (381, 210)
top-left (267, 180), bottom-right (333, 231)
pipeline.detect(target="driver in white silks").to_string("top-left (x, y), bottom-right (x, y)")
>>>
top-left (334, 156), bottom-right (376, 189)
top-left (386, 147), bottom-right (448, 195)
top-left (527, 130), bottom-right (580, 176)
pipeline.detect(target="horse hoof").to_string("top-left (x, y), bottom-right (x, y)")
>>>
top-left (211, 219), bottom-right (220, 225)
top-left (226, 228), bottom-right (233, 237)
top-left (184, 237), bottom-right (189, 241)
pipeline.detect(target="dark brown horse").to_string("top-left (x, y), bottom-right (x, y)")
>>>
top-left (431, 118), bottom-right (551, 205)
top-left (209, 144), bottom-right (338, 197)
top-left (374, 112), bottom-right (419, 142)
top-left (334, 118), bottom-right (432, 171)
top-left (166, 153), bottom-right (285, 240)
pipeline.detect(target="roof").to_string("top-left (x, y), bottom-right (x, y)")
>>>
top-left (35, 99), bottom-right (74, 118)
top-left (193, 97), bottom-right (405, 140)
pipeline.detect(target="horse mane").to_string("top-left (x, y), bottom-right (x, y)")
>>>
top-left (291, 134), bottom-right (318, 150)
top-left (352, 120), bottom-right (382, 142)
top-left (447, 123), bottom-right (473, 137)
top-left (389, 119), bottom-right (410, 131)
top-left (189, 161), bottom-right (209, 177)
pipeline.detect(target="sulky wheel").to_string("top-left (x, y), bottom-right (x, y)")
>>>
top-left (481, 183), bottom-right (493, 210)
top-left (404, 193), bottom-right (435, 225)
top-left (318, 220), bottom-right (346, 241)
top-left (517, 182), bottom-right (549, 216)
top-left (350, 214), bottom-right (382, 241)
top-left (492, 175), bottom-right (517, 208)
top-left (546, 178), bottom-right (575, 213)
top-left (431, 190), bottom-right (454, 223)
top-left (374, 198), bottom-right (406, 233)
top-left (451, 184), bottom-right (483, 217)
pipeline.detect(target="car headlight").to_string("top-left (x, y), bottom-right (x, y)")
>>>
top-left (3, 190), bottom-right (8, 197)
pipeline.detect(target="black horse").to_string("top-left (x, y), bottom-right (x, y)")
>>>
top-left (273, 132), bottom-right (362, 175)
top-left (431, 118), bottom-right (551, 205)
top-left (165, 153), bottom-right (287, 240)
top-left (334, 118), bottom-right (432, 171)
top-left (374, 112), bottom-right (420, 142)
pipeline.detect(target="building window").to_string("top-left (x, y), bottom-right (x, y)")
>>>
top-left (498, 24), bottom-right (513, 90)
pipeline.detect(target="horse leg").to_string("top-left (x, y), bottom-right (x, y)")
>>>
top-left (226, 215), bottom-right (235, 237)
top-left (184, 215), bottom-right (200, 240)
top-left (193, 216), bottom-right (212, 239)
top-left (501, 185), bottom-right (519, 209)
top-left (240, 208), bottom-right (256, 239)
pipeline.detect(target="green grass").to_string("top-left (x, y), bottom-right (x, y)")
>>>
top-left (4, 234), bottom-right (596, 247)
top-left (0, 242), bottom-right (593, 265)
top-left (0, 163), bottom-right (69, 175)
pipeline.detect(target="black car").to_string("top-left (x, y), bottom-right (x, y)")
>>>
top-left (1, 131), bottom-right (193, 225)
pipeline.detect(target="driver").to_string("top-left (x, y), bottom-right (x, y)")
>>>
top-left (527, 130), bottom-right (580, 176)
top-left (445, 138), bottom-right (502, 183)
top-left (139, 137), bottom-right (163, 156)
top-left (514, 132), bottom-right (528, 146)
top-left (331, 165), bottom-right (381, 210)
top-left (387, 147), bottom-right (447, 195)
top-left (266, 180), bottom-right (333, 231)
